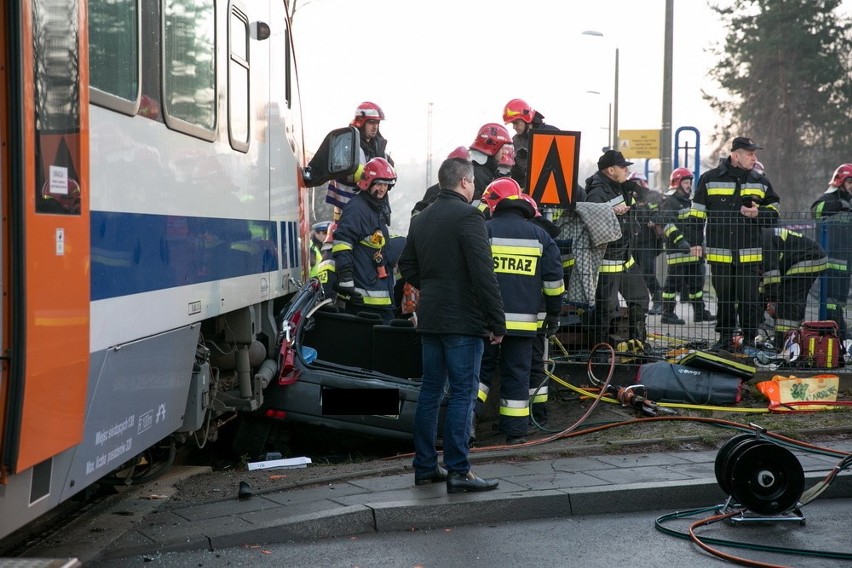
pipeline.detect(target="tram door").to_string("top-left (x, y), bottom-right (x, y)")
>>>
top-left (0, 0), bottom-right (90, 478)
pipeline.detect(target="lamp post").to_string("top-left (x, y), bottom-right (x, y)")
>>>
top-left (582, 31), bottom-right (619, 151)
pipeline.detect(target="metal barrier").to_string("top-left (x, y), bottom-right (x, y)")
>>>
top-left (558, 210), bottom-right (849, 357)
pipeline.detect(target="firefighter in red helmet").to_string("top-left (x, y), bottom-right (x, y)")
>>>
top-left (469, 123), bottom-right (512, 202)
top-left (501, 98), bottom-right (560, 188)
top-left (475, 179), bottom-right (564, 445)
top-left (811, 163), bottom-right (852, 340)
top-left (332, 157), bottom-right (399, 323)
top-left (658, 167), bottom-right (715, 325)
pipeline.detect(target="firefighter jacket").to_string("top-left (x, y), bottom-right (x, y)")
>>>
top-left (761, 228), bottom-right (826, 300)
top-left (584, 171), bottom-right (637, 261)
top-left (530, 215), bottom-right (563, 333)
top-left (487, 205), bottom-right (564, 336)
top-left (690, 158), bottom-right (779, 264)
top-left (471, 150), bottom-right (500, 202)
top-left (811, 187), bottom-right (852, 271)
top-left (629, 185), bottom-right (663, 251)
top-left (658, 190), bottom-right (701, 265)
top-left (332, 191), bottom-right (395, 309)
top-left (559, 202), bottom-right (621, 308)
top-left (399, 189), bottom-right (506, 337)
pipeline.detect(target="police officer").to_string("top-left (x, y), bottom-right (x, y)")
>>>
top-left (762, 228), bottom-right (827, 348)
top-left (309, 221), bottom-right (331, 278)
top-left (811, 164), bottom-right (852, 340)
top-left (658, 168), bottom-right (716, 325)
top-left (332, 157), bottom-right (398, 323)
top-left (690, 137), bottom-right (779, 350)
top-left (476, 179), bottom-right (564, 445)
top-left (584, 150), bottom-right (650, 349)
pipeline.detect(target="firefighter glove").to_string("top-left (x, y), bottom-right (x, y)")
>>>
top-left (676, 239), bottom-right (691, 251)
top-left (544, 315), bottom-right (560, 337)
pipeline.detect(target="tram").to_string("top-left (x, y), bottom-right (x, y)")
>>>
top-left (0, 0), bottom-right (311, 539)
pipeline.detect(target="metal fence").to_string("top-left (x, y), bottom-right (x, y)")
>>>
top-left (557, 210), bottom-right (849, 357)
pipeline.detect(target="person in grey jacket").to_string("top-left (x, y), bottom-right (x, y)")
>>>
top-left (398, 157), bottom-right (505, 493)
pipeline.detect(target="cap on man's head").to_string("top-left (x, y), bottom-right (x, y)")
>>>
top-left (730, 136), bottom-right (763, 152)
top-left (312, 221), bottom-right (331, 232)
top-left (597, 150), bottom-right (633, 170)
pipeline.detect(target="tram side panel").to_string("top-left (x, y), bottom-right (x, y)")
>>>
top-left (0, 0), bottom-right (304, 540)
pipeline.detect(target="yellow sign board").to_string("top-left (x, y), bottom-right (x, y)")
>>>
top-left (618, 129), bottom-right (660, 159)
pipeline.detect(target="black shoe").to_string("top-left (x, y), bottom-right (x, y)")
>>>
top-left (694, 309), bottom-right (717, 323)
top-left (648, 303), bottom-right (663, 316)
top-left (660, 312), bottom-right (685, 325)
top-left (446, 471), bottom-right (499, 493)
top-left (506, 435), bottom-right (528, 446)
top-left (414, 465), bottom-right (448, 486)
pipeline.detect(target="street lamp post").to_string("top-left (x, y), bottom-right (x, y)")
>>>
top-left (582, 31), bottom-right (619, 151)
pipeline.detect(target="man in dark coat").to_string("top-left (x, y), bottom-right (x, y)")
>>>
top-left (399, 158), bottom-right (505, 493)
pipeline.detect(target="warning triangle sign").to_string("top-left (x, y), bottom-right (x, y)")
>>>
top-left (526, 130), bottom-right (580, 207)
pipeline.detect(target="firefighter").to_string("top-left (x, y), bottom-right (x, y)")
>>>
top-left (332, 157), bottom-right (398, 323)
top-left (475, 179), bottom-right (564, 445)
top-left (762, 228), bottom-right (827, 348)
top-left (470, 123), bottom-right (513, 202)
top-left (515, 193), bottom-right (561, 427)
top-left (658, 168), bottom-right (715, 325)
top-left (322, 101), bottom-right (394, 225)
top-left (690, 137), bottom-right (779, 351)
top-left (811, 163), bottom-right (852, 340)
top-left (501, 98), bottom-right (560, 187)
top-left (626, 172), bottom-right (664, 316)
top-left (583, 150), bottom-right (650, 349)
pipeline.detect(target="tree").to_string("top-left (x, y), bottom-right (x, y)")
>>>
top-left (705, 0), bottom-right (852, 212)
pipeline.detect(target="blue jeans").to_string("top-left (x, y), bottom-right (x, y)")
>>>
top-left (413, 334), bottom-right (484, 476)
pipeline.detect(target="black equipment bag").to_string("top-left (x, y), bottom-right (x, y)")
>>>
top-left (636, 362), bottom-right (743, 406)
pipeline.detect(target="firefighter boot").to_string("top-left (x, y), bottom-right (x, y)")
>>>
top-left (692, 302), bottom-right (716, 323)
top-left (628, 304), bottom-right (648, 346)
top-left (660, 300), bottom-right (685, 325)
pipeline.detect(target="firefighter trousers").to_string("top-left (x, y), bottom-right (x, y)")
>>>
top-left (530, 335), bottom-right (548, 423)
top-left (710, 262), bottom-right (762, 341)
top-left (591, 263), bottom-right (649, 346)
top-left (774, 274), bottom-right (820, 347)
top-left (662, 261), bottom-right (706, 313)
top-left (824, 267), bottom-right (850, 340)
top-left (476, 335), bottom-right (533, 437)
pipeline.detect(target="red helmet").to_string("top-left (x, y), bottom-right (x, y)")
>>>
top-left (498, 144), bottom-right (515, 168)
top-left (352, 101), bottom-right (385, 128)
top-left (519, 193), bottom-right (541, 218)
top-left (447, 146), bottom-right (471, 160)
top-left (481, 177), bottom-right (521, 215)
top-left (471, 123), bottom-right (512, 156)
top-left (829, 163), bottom-right (852, 188)
top-left (669, 167), bottom-right (694, 188)
top-left (357, 157), bottom-right (396, 191)
top-left (503, 98), bottom-right (535, 124)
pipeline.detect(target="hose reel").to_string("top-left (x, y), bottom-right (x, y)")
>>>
top-left (714, 434), bottom-right (805, 516)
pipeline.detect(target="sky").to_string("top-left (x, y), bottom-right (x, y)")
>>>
top-left (290, 0), bottom-right (850, 230)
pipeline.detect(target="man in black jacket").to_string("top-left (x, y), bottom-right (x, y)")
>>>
top-left (584, 150), bottom-right (650, 348)
top-left (399, 158), bottom-right (505, 493)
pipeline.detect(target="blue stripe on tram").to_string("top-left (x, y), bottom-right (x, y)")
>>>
top-left (91, 211), bottom-right (281, 300)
